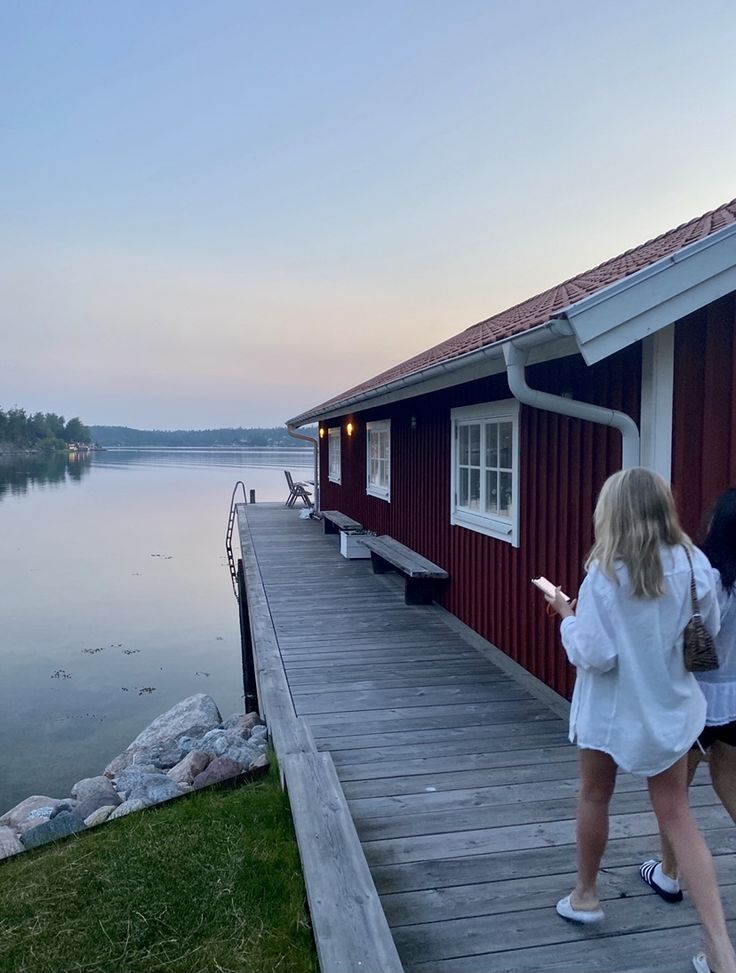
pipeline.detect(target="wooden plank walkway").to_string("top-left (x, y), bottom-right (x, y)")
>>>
top-left (241, 503), bottom-right (736, 973)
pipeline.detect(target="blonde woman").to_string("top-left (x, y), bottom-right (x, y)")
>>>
top-left (545, 468), bottom-right (736, 973)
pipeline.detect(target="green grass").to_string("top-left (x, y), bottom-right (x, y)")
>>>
top-left (0, 765), bottom-right (318, 973)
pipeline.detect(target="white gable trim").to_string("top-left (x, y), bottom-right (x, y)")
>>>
top-left (561, 223), bottom-right (736, 365)
top-left (640, 325), bottom-right (674, 482)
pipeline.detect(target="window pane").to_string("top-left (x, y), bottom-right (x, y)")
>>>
top-left (459, 468), bottom-right (469, 507)
top-left (371, 457), bottom-right (379, 483)
top-left (499, 471), bottom-right (512, 517)
top-left (469, 468), bottom-right (480, 511)
top-left (485, 470), bottom-right (498, 514)
top-left (486, 422), bottom-right (498, 468)
top-left (499, 422), bottom-right (513, 468)
top-left (469, 424), bottom-right (480, 466)
top-left (459, 426), bottom-right (469, 465)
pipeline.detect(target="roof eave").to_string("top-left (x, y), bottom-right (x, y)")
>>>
top-left (287, 220), bottom-right (736, 428)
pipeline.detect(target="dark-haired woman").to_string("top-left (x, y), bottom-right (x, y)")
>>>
top-left (641, 489), bottom-right (736, 929)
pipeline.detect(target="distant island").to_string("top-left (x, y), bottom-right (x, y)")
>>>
top-left (0, 407), bottom-right (91, 453)
top-left (90, 425), bottom-right (317, 448)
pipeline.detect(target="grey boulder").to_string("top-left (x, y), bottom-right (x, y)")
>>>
top-left (84, 805), bottom-right (117, 827)
top-left (109, 798), bottom-right (148, 820)
top-left (70, 776), bottom-right (121, 819)
top-left (21, 811), bottom-right (86, 850)
top-left (126, 694), bottom-right (222, 752)
top-left (0, 796), bottom-right (66, 836)
top-left (0, 826), bottom-right (25, 860)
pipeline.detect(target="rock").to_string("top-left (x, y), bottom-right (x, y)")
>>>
top-left (109, 799), bottom-right (147, 820)
top-left (0, 796), bottom-right (66, 835)
top-left (138, 779), bottom-right (183, 806)
top-left (70, 777), bottom-right (121, 819)
top-left (249, 753), bottom-right (269, 770)
top-left (167, 750), bottom-right (211, 785)
top-left (49, 801), bottom-right (78, 818)
top-left (0, 826), bottom-right (25, 861)
top-left (114, 770), bottom-right (183, 806)
top-left (21, 811), bottom-right (86, 850)
top-left (104, 745), bottom-right (183, 778)
top-left (113, 769), bottom-right (156, 800)
top-left (198, 729), bottom-right (229, 756)
top-left (223, 743), bottom-right (260, 767)
top-left (221, 711), bottom-right (261, 736)
top-left (192, 756), bottom-right (245, 790)
top-left (126, 694), bottom-right (222, 752)
top-left (249, 724), bottom-right (268, 743)
top-left (176, 724), bottom-right (219, 754)
top-left (84, 805), bottom-right (117, 827)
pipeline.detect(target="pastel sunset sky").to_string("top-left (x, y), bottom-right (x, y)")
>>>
top-left (2, 0), bottom-right (735, 428)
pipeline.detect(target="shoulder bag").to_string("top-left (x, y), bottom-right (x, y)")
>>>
top-left (682, 546), bottom-right (719, 672)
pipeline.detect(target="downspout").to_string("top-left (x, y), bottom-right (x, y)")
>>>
top-left (287, 424), bottom-right (320, 513)
top-left (503, 343), bottom-right (640, 469)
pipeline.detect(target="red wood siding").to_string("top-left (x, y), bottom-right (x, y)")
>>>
top-left (672, 294), bottom-right (736, 538)
top-left (319, 345), bottom-right (641, 698)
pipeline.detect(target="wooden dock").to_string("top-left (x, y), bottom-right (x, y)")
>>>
top-left (238, 503), bottom-right (736, 973)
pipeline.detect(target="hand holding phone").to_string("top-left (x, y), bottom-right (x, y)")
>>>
top-left (531, 576), bottom-right (574, 617)
top-left (531, 576), bottom-right (570, 601)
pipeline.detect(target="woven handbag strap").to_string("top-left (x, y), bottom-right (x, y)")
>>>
top-left (682, 545), bottom-right (700, 617)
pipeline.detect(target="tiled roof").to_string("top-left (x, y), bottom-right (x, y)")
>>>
top-left (292, 197), bottom-right (736, 423)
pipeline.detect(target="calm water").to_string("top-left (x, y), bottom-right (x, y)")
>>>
top-left (0, 448), bottom-right (312, 812)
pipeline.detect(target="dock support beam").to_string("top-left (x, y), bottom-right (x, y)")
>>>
top-left (237, 558), bottom-right (259, 713)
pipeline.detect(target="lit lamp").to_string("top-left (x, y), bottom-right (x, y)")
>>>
top-left (346, 421), bottom-right (354, 437)
top-left (319, 427), bottom-right (325, 439)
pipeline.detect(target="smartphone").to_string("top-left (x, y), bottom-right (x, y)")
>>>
top-left (531, 576), bottom-right (570, 602)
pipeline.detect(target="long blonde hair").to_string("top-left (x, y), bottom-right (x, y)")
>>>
top-left (586, 468), bottom-right (689, 598)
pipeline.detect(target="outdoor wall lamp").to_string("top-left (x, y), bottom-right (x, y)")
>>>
top-left (319, 427), bottom-right (325, 439)
top-left (346, 421), bottom-right (354, 437)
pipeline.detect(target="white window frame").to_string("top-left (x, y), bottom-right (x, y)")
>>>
top-left (366, 419), bottom-right (391, 501)
top-left (450, 399), bottom-right (520, 547)
top-left (327, 427), bottom-right (341, 484)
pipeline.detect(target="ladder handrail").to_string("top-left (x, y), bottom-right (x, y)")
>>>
top-left (226, 481), bottom-right (247, 600)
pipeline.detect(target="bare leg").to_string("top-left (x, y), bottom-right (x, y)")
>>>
top-left (660, 748), bottom-right (702, 879)
top-left (709, 741), bottom-right (736, 823)
top-left (571, 748), bottom-right (617, 910)
top-left (648, 755), bottom-right (736, 973)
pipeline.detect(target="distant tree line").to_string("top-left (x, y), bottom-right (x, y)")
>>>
top-left (0, 408), bottom-right (91, 450)
top-left (90, 425), bottom-right (317, 447)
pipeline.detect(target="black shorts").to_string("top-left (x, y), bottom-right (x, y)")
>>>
top-left (694, 720), bottom-right (736, 750)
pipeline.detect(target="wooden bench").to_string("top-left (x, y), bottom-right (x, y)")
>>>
top-left (358, 535), bottom-right (449, 605)
top-left (321, 509), bottom-right (363, 535)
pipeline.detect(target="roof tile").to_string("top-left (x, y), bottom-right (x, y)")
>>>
top-left (295, 197), bottom-right (736, 421)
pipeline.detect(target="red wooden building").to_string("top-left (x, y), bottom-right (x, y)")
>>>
top-left (287, 199), bottom-right (736, 699)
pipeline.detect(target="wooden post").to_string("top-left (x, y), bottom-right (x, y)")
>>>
top-left (249, 489), bottom-right (256, 504)
top-left (237, 558), bottom-right (259, 713)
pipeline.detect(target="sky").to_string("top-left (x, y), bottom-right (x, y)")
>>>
top-left (1, 0), bottom-right (735, 430)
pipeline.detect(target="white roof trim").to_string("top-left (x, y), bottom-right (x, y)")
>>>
top-left (560, 222), bottom-right (736, 364)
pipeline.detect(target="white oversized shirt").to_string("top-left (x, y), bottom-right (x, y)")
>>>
top-left (696, 570), bottom-right (736, 726)
top-left (560, 545), bottom-right (719, 776)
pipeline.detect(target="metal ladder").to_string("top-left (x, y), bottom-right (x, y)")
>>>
top-left (225, 481), bottom-right (247, 599)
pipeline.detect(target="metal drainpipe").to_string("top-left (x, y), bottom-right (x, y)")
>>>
top-left (287, 424), bottom-right (320, 512)
top-left (503, 342), bottom-right (640, 469)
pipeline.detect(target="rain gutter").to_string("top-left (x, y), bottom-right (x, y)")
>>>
top-left (502, 341), bottom-right (640, 469)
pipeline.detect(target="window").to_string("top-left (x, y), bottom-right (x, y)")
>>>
top-left (366, 419), bottom-right (390, 501)
top-left (450, 400), bottom-right (520, 545)
top-left (327, 427), bottom-right (341, 484)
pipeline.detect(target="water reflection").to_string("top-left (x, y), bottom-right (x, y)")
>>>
top-left (0, 451), bottom-right (92, 500)
top-left (0, 447), bottom-right (312, 810)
